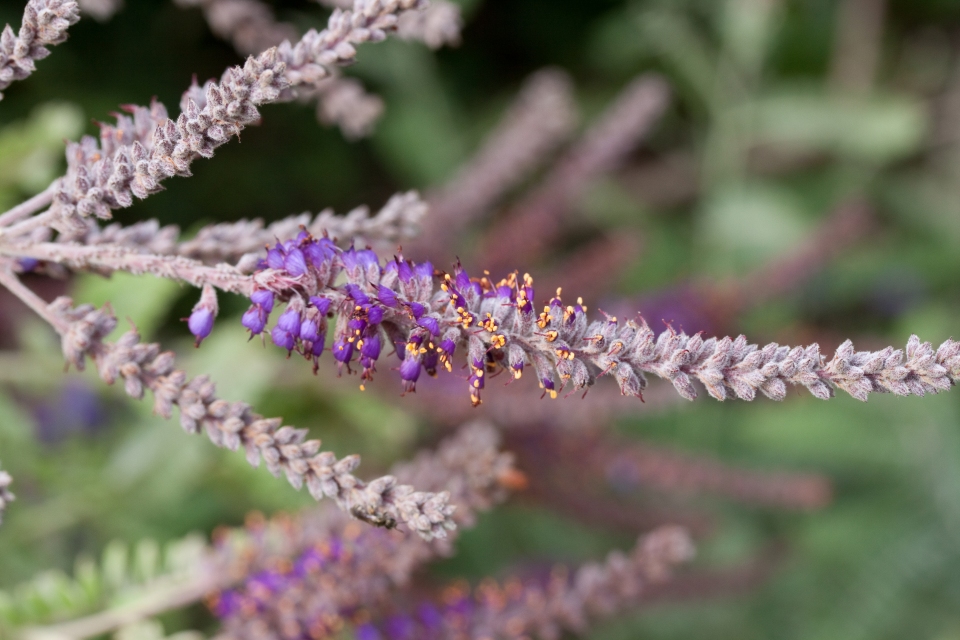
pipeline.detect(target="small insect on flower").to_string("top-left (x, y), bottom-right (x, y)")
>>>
top-left (350, 504), bottom-right (398, 529)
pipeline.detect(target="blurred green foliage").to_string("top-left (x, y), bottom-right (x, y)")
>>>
top-left (3, 0), bottom-right (960, 638)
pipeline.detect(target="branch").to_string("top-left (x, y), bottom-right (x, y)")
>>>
top-left (0, 242), bottom-right (254, 294)
top-left (57, 191), bottom-right (425, 268)
top-left (0, 182), bottom-right (57, 227)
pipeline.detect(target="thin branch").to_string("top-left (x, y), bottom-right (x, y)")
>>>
top-left (0, 182), bottom-right (57, 227)
top-left (0, 267), bottom-right (67, 331)
top-left (0, 242), bottom-right (254, 294)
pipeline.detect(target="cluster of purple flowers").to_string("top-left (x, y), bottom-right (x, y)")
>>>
top-left (212, 229), bottom-right (592, 405)
top-left (181, 228), bottom-right (960, 407)
top-left (353, 595), bottom-right (475, 640)
top-left (209, 538), bottom-right (349, 621)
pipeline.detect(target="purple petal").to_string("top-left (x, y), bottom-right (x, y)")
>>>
top-left (242, 306), bottom-right (267, 334)
top-left (251, 289), bottom-right (275, 313)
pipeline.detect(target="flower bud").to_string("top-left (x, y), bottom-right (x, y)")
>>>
top-left (187, 284), bottom-right (218, 346)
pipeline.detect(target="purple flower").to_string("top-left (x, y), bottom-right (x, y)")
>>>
top-left (310, 296), bottom-right (331, 315)
top-left (277, 307), bottom-right (302, 338)
top-left (397, 259), bottom-right (413, 283)
top-left (342, 247), bottom-right (379, 282)
top-left (377, 284), bottom-right (398, 308)
top-left (283, 247), bottom-right (308, 276)
top-left (399, 353), bottom-right (421, 389)
top-left (251, 289), bottom-right (275, 313)
top-left (367, 305), bottom-right (385, 324)
top-left (310, 332), bottom-right (326, 358)
top-left (17, 257), bottom-right (38, 272)
top-left (417, 603), bottom-right (443, 631)
top-left (300, 317), bottom-right (320, 343)
top-left (542, 377), bottom-right (557, 399)
top-left (333, 338), bottom-right (354, 363)
top-left (242, 306), bottom-right (267, 335)
top-left (407, 302), bottom-right (425, 319)
top-left (385, 615), bottom-right (415, 640)
top-left (437, 338), bottom-right (456, 372)
top-left (413, 261), bottom-right (433, 283)
top-left (361, 333), bottom-right (382, 360)
top-left (347, 316), bottom-right (367, 341)
top-left (186, 284), bottom-right (218, 346)
top-left (344, 283), bottom-right (371, 306)
top-left (271, 326), bottom-right (296, 352)
top-left (187, 308), bottom-right (214, 345)
top-left (304, 237), bottom-right (337, 267)
top-left (356, 624), bottom-right (382, 640)
top-left (210, 590), bottom-right (242, 618)
top-left (417, 316), bottom-right (439, 335)
top-left (266, 244), bottom-right (285, 269)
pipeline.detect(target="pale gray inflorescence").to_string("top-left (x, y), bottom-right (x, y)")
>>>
top-left (174, 0), bottom-right (299, 56)
top-left (0, 0), bottom-right (80, 100)
top-left (469, 527), bottom-right (694, 640)
top-left (317, 0), bottom-right (461, 49)
top-left (64, 190), bottom-right (426, 268)
top-left (48, 0), bottom-right (427, 233)
top-left (49, 296), bottom-right (457, 540)
top-left (395, 0), bottom-right (461, 48)
top-left (76, 0), bottom-right (121, 21)
top-left (0, 464), bottom-right (13, 526)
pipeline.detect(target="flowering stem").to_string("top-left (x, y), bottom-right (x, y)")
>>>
top-left (0, 267), bottom-right (67, 333)
top-left (0, 242), bottom-right (254, 294)
top-left (0, 182), bottom-right (57, 228)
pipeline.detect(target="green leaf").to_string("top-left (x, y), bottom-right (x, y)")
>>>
top-left (742, 89), bottom-right (927, 164)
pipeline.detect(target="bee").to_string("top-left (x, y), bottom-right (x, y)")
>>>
top-left (350, 504), bottom-right (398, 530)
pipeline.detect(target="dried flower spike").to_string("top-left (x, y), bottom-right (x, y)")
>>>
top-left (44, 294), bottom-right (456, 539)
top-left (0, 0), bottom-right (80, 100)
